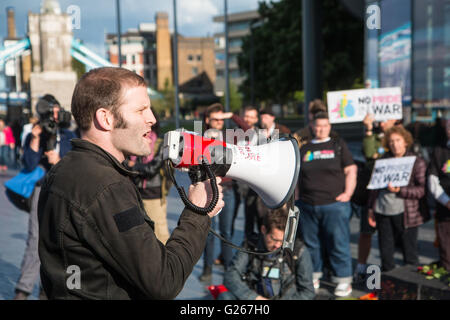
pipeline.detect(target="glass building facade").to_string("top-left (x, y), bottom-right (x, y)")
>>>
top-left (365, 0), bottom-right (450, 122)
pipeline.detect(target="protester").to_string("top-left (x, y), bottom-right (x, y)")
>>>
top-left (296, 111), bottom-right (357, 297)
top-left (125, 118), bottom-right (172, 244)
top-left (294, 99), bottom-right (338, 148)
top-left (216, 105), bottom-right (262, 241)
top-left (38, 67), bottom-right (224, 299)
top-left (219, 206), bottom-right (315, 300)
top-left (0, 118), bottom-right (16, 171)
top-left (353, 115), bottom-right (397, 280)
top-left (14, 94), bottom-right (77, 300)
top-left (259, 107), bottom-right (291, 140)
top-left (199, 103), bottom-right (236, 281)
top-left (368, 125), bottom-right (430, 272)
top-left (427, 118), bottom-right (450, 271)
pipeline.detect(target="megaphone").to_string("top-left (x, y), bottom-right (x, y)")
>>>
top-left (163, 130), bottom-right (300, 209)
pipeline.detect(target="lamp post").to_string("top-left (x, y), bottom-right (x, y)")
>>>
top-left (116, 0), bottom-right (122, 67)
top-left (173, 0), bottom-right (180, 129)
top-left (224, 0), bottom-right (230, 127)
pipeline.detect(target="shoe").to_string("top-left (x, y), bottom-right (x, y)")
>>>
top-left (199, 266), bottom-right (212, 282)
top-left (14, 290), bottom-right (29, 300)
top-left (313, 279), bottom-right (320, 293)
top-left (334, 283), bottom-right (352, 297)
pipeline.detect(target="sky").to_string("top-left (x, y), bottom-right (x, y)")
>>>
top-left (0, 0), bottom-right (274, 58)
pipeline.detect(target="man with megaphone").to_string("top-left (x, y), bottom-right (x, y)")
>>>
top-left (37, 67), bottom-right (224, 300)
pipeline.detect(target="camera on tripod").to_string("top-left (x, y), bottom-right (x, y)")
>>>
top-left (35, 94), bottom-right (72, 152)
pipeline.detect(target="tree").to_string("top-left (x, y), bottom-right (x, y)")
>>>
top-left (220, 81), bottom-right (243, 113)
top-left (238, 0), bottom-right (364, 105)
top-left (151, 78), bottom-right (175, 118)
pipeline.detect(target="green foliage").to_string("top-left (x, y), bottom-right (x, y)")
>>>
top-left (220, 81), bottom-right (243, 113)
top-left (151, 78), bottom-right (175, 118)
top-left (238, 0), bottom-right (364, 105)
top-left (71, 58), bottom-right (86, 80)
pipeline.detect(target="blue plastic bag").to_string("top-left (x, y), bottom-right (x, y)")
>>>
top-left (4, 166), bottom-right (45, 212)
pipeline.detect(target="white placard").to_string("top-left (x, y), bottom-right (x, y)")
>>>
top-left (327, 87), bottom-right (403, 124)
top-left (367, 156), bottom-right (416, 190)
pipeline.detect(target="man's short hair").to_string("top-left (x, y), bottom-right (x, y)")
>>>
top-left (309, 99), bottom-right (327, 116)
top-left (204, 103), bottom-right (224, 119)
top-left (263, 207), bottom-right (288, 234)
top-left (243, 105), bottom-right (258, 114)
top-left (71, 67), bottom-right (146, 131)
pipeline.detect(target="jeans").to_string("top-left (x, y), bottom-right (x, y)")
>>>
top-left (375, 212), bottom-right (418, 272)
top-left (297, 200), bottom-right (353, 284)
top-left (0, 145), bottom-right (12, 167)
top-left (204, 187), bottom-right (236, 269)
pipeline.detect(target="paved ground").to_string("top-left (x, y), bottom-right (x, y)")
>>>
top-left (0, 169), bottom-right (440, 300)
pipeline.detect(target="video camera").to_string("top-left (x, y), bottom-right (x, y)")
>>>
top-left (35, 94), bottom-right (72, 152)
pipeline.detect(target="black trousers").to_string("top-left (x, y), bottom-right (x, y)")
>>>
top-left (375, 212), bottom-right (419, 272)
top-left (437, 220), bottom-right (450, 271)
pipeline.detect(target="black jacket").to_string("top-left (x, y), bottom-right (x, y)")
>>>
top-left (38, 139), bottom-right (211, 299)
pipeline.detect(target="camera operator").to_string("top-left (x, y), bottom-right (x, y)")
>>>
top-left (14, 94), bottom-right (77, 300)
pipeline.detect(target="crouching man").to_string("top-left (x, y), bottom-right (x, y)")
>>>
top-left (218, 207), bottom-right (315, 300)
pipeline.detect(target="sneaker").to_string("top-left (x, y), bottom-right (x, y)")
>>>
top-left (199, 266), bottom-right (212, 282)
top-left (334, 283), bottom-right (352, 297)
top-left (313, 279), bottom-right (320, 292)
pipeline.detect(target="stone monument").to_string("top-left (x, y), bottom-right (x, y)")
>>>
top-left (28, 0), bottom-right (77, 113)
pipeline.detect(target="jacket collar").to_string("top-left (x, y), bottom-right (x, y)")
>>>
top-left (71, 139), bottom-right (139, 178)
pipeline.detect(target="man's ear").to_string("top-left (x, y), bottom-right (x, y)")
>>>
top-left (95, 108), bottom-right (114, 131)
top-left (205, 117), bottom-right (210, 125)
top-left (260, 225), bottom-right (266, 236)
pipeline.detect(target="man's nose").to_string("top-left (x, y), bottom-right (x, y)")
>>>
top-left (145, 108), bottom-right (156, 124)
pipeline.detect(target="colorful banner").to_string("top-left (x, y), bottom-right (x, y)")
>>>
top-left (367, 156), bottom-right (416, 190)
top-left (327, 87), bottom-right (403, 124)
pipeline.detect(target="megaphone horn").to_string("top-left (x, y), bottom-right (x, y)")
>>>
top-left (163, 130), bottom-right (300, 210)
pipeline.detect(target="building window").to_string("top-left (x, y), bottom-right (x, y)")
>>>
top-left (230, 70), bottom-right (240, 78)
top-left (188, 55), bottom-right (194, 61)
top-left (192, 67), bottom-right (198, 75)
top-left (229, 38), bottom-right (243, 48)
top-left (132, 55), bottom-right (136, 65)
top-left (197, 55), bottom-right (202, 61)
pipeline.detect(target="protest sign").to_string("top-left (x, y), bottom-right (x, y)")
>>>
top-left (327, 87), bottom-right (402, 124)
top-left (367, 156), bottom-right (416, 190)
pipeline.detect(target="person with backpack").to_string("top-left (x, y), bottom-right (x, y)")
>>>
top-left (296, 112), bottom-right (357, 297)
top-left (219, 207), bottom-right (315, 300)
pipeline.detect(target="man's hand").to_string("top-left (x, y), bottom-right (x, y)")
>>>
top-left (387, 183), bottom-right (400, 193)
top-left (363, 114), bottom-right (374, 132)
top-left (45, 150), bottom-right (61, 165)
top-left (368, 209), bottom-right (376, 228)
top-left (336, 192), bottom-right (352, 202)
top-left (215, 112), bottom-right (234, 120)
top-left (255, 295), bottom-right (268, 300)
top-left (188, 177), bottom-right (224, 218)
